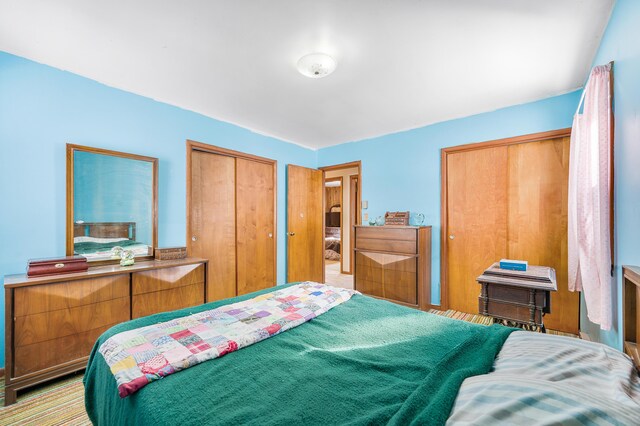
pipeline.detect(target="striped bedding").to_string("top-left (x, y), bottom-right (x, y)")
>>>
top-left (448, 332), bottom-right (640, 425)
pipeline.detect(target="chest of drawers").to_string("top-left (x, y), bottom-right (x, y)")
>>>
top-left (3, 258), bottom-right (207, 405)
top-left (353, 226), bottom-right (431, 310)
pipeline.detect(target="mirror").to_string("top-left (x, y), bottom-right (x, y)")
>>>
top-left (66, 144), bottom-right (158, 262)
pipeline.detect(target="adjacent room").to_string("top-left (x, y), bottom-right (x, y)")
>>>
top-left (1, 1), bottom-right (639, 425)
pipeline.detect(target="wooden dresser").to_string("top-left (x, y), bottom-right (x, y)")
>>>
top-left (353, 226), bottom-right (431, 310)
top-left (3, 257), bottom-right (207, 405)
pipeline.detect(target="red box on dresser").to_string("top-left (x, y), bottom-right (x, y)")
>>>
top-left (27, 255), bottom-right (88, 277)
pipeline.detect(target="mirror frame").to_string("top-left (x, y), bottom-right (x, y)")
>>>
top-left (66, 144), bottom-right (159, 264)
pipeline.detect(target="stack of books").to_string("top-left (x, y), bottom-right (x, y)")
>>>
top-left (499, 259), bottom-right (528, 271)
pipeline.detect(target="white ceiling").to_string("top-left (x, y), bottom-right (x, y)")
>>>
top-left (0, 0), bottom-right (614, 149)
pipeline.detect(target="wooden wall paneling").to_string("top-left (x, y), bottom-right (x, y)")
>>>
top-left (446, 146), bottom-right (508, 315)
top-left (325, 186), bottom-right (341, 211)
top-left (190, 150), bottom-right (237, 302)
top-left (287, 165), bottom-right (324, 283)
top-left (506, 136), bottom-right (578, 333)
top-left (236, 158), bottom-right (276, 295)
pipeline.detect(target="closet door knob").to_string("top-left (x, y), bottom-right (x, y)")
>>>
top-left (288, 232), bottom-right (295, 236)
top-left (192, 236), bottom-right (197, 242)
top-left (449, 235), bottom-right (455, 240)
top-left (268, 233), bottom-right (273, 238)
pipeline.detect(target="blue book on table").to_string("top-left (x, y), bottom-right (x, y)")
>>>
top-left (499, 259), bottom-right (528, 271)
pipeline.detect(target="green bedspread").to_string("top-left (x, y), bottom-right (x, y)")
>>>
top-left (74, 239), bottom-right (141, 255)
top-left (84, 285), bottom-right (515, 426)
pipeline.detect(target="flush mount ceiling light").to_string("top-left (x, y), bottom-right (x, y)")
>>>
top-left (296, 53), bottom-right (336, 78)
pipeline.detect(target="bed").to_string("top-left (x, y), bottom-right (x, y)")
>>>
top-left (73, 221), bottom-right (151, 259)
top-left (84, 284), bottom-right (640, 425)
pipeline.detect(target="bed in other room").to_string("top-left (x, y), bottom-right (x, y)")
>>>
top-left (73, 221), bottom-right (151, 259)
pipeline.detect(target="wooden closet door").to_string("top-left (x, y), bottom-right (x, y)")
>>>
top-left (446, 147), bottom-right (508, 314)
top-left (236, 158), bottom-right (276, 294)
top-left (507, 137), bottom-right (578, 333)
top-left (190, 150), bottom-right (237, 302)
top-left (287, 165), bottom-right (324, 283)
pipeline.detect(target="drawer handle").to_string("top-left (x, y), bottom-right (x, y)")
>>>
top-left (55, 263), bottom-right (65, 268)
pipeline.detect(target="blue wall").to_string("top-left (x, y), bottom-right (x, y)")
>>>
top-left (578, 0), bottom-right (640, 349)
top-left (1, 0), bottom-right (636, 369)
top-left (0, 52), bottom-right (316, 367)
top-left (74, 151), bottom-right (154, 245)
top-left (317, 91), bottom-right (581, 305)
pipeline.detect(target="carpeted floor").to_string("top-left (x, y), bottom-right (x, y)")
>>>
top-left (0, 373), bottom-right (89, 425)
top-left (0, 308), bottom-right (577, 425)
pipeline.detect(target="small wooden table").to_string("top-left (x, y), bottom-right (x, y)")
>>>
top-left (623, 265), bottom-right (640, 370)
top-left (477, 263), bottom-right (557, 332)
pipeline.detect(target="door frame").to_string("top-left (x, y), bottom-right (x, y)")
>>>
top-left (319, 161), bottom-right (362, 277)
top-left (349, 174), bottom-right (359, 274)
top-left (439, 128), bottom-right (571, 310)
top-left (186, 140), bottom-right (278, 285)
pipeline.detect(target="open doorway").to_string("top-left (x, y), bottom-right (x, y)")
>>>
top-left (320, 161), bottom-right (361, 290)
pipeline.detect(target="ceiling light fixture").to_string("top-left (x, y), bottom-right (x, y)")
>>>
top-left (296, 53), bottom-right (336, 79)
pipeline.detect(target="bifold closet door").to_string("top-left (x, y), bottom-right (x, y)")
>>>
top-left (236, 158), bottom-right (276, 295)
top-left (190, 151), bottom-right (237, 302)
top-left (446, 146), bottom-right (508, 315)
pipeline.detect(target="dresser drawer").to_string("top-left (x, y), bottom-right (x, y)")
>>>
top-left (356, 227), bottom-right (417, 254)
top-left (132, 282), bottom-right (205, 319)
top-left (14, 274), bottom-right (129, 317)
top-left (13, 295), bottom-right (130, 377)
top-left (132, 263), bottom-right (204, 295)
top-left (132, 263), bottom-right (205, 318)
top-left (356, 227), bottom-right (416, 241)
top-left (355, 238), bottom-right (416, 253)
top-left (355, 251), bottom-right (418, 306)
top-left (14, 323), bottom-right (116, 377)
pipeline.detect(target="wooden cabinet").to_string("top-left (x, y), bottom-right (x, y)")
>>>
top-left (354, 226), bottom-right (431, 310)
top-left (3, 258), bottom-right (207, 405)
top-left (623, 265), bottom-right (640, 370)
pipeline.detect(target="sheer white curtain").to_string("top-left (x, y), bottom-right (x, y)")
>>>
top-left (568, 63), bottom-right (613, 330)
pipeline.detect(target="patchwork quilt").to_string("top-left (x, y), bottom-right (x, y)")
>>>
top-left (99, 282), bottom-right (358, 397)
